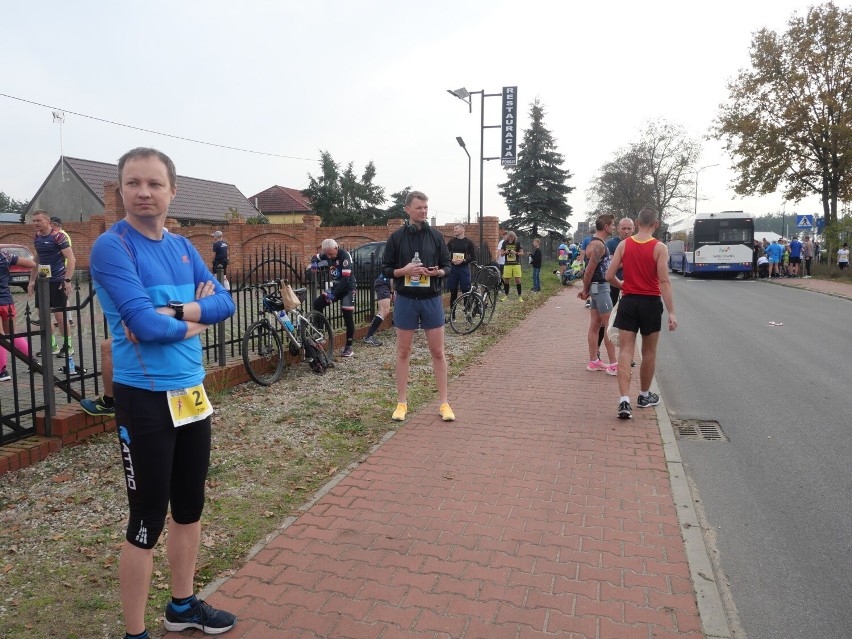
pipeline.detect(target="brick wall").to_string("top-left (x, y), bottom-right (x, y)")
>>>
top-left (0, 181), bottom-right (502, 272)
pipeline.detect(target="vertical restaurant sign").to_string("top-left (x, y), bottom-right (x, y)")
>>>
top-left (501, 86), bottom-right (518, 166)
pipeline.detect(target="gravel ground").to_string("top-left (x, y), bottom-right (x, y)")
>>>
top-left (0, 286), bottom-right (553, 639)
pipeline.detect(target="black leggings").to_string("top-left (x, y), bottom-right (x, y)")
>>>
top-left (115, 383), bottom-right (211, 549)
top-left (314, 295), bottom-right (355, 342)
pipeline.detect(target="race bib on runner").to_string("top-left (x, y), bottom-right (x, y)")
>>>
top-left (167, 384), bottom-right (213, 427)
top-left (38, 265), bottom-right (52, 278)
top-left (404, 274), bottom-right (431, 287)
top-left (452, 252), bottom-right (464, 262)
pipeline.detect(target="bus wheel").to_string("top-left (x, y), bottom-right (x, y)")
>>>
top-left (682, 258), bottom-right (690, 277)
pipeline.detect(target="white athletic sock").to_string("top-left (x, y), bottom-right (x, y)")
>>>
top-left (620, 395), bottom-right (630, 403)
top-left (640, 390), bottom-right (649, 397)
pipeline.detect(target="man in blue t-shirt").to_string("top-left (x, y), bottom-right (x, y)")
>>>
top-left (90, 147), bottom-right (236, 639)
top-left (765, 239), bottom-right (784, 277)
top-left (28, 209), bottom-right (76, 357)
top-left (788, 235), bottom-right (802, 277)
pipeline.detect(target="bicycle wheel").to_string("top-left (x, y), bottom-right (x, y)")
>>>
top-left (242, 319), bottom-right (285, 385)
top-left (480, 287), bottom-right (496, 324)
top-left (305, 311), bottom-right (334, 360)
top-left (449, 292), bottom-right (485, 334)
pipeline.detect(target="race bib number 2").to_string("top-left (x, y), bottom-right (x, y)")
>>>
top-left (167, 384), bottom-right (213, 427)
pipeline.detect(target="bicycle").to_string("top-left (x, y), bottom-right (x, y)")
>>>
top-left (242, 280), bottom-right (334, 385)
top-left (448, 261), bottom-right (501, 334)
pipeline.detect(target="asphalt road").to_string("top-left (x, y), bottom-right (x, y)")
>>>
top-left (656, 275), bottom-right (851, 639)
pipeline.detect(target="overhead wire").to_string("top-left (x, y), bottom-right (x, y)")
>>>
top-left (0, 92), bottom-right (316, 162)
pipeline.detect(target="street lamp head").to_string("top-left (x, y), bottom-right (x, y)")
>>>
top-left (456, 136), bottom-right (466, 148)
top-left (448, 87), bottom-right (470, 99)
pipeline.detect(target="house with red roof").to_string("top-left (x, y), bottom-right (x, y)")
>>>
top-left (249, 185), bottom-right (313, 224)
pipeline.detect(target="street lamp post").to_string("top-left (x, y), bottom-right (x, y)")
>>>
top-left (694, 163), bottom-right (719, 216)
top-left (447, 87), bottom-right (504, 260)
top-left (456, 136), bottom-right (471, 225)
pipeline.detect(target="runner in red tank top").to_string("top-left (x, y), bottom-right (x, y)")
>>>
top-left (605, 208), bottom-right (678, 420)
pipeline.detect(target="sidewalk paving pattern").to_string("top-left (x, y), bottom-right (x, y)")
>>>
top-left (166, 289), bottom-right (703, 638)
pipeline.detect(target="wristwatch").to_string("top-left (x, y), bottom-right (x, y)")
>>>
top-left (167, 300), bottom-right (184, 320)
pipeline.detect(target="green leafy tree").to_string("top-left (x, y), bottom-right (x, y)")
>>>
top-left (381, 186), bottom-right (411, 223)
top-left (498, 99), bottom-right (573, 236)
top-left (303, 151), bottom-right (343, 225)
top-left (303, 152), bottom-right (386, 226)
top-left (1, 190), bottom-right (29, 222)
top-left (714, 2), bottom-right (852, 225)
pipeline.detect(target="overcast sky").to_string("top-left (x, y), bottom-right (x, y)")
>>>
top-left (1, 0), bottom-right (827, 229)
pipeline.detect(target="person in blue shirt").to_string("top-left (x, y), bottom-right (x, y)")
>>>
top-left (788, 235), bottom-right (802, 277)
top-left (765, 239), bottom-right (785, 278)
top-left (90, 147), bottom-right (236, 639)
top-left (28, 209), bottom-right (76, 357)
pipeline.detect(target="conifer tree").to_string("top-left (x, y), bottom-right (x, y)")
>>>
top-left (498, 99), bottom-right (573, 236)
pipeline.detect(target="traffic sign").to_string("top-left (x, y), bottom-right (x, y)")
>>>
top-left (796, 214), bottom-right (814, 229)
top-left (817, 217), bottom-right (826, 230)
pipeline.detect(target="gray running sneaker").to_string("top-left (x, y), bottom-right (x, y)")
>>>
top-left (363, 335), bottom-right (382, 346)
top-left (637, 392), bottom-right (660, 408)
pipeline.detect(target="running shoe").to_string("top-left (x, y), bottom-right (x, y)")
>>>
top-left (439, 403), bottom-right (455, 422)
top-left (517, 296), bottom-right (524, 303)
top-left (499, 295), bottom-right (507, 302)
top-left (56, 343), bottom-right (74, 358)
top-left (80, 396), bottom-right (115, 418)
top-left (605, 363), bottom-right (618, 376)
top-left (0, 368), bottom-right (10, 382)
top-left (363, 335), bottom-right (382, 346)
top-left (617, 400), bottom-right (633, 419)
top-left (392, 403), bottom-right (407, 421)
top-left (586, 359), bottom-right (608, 372)
top-left (164, 598), bottom-right (236, 635)
top-left (340, 345), bottom-right (354, 358)
top-left (637, 391), bottom-right (660, 408)
top-left (585, 300), bottom-right (591, 308)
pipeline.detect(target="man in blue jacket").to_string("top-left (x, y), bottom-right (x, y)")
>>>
top-left (90, 147), bottom-right (237, 639)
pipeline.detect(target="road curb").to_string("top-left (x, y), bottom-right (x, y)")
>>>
top-left (653, 381), bottom-right (733, 639)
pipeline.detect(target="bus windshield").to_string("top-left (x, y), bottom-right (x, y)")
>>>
top-left (694, 218), bottom-right (753, 246)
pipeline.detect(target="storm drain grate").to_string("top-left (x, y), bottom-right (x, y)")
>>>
top-left (672, 419), bottom-right (728, 442)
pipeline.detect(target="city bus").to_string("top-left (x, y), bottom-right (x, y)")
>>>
top-left (668, 211), bottom-right (754, 276)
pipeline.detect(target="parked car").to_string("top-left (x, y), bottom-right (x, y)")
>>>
top-left (0, 244), bottom-right (35, 291)
top-left (348, 241), bottom-right (386, 282)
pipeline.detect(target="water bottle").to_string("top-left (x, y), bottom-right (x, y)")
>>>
top-left (410, 252), bottom-right (422, 286)
top-left (279, 310), bottom-right (294, 332)
top-left (66, 355), bottom-right (76, 374)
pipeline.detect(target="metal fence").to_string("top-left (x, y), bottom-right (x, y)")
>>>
top-left (0, 245), bottom-right (387, 445)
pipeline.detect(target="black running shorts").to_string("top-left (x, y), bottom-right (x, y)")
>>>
top-left (613, 294), bottom-right (663, 336)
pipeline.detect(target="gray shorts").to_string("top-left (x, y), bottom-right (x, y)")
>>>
top-left (589, 282), bottom-right (613, 314)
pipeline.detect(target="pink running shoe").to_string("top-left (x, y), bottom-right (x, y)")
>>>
top-left (606, 363), bottom-right (618, 376)
top-left (586, 359), bottom-right (608, 372)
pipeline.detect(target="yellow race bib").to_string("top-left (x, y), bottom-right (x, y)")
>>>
top-left (167, 384), bottom-right (213, 427)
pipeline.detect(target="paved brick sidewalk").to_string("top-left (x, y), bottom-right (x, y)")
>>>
top-left (168, 288), bottom-right (701, 638)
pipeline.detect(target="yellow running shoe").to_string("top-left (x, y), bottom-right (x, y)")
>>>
top-left (439, 403), bottom-right (455, 422)
top-left (392, 403), bottom-right (407, 421)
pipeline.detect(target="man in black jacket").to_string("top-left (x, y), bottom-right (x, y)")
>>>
top-left (446, 223), bottom-right (477, 309)
top-left (382, 191), bottom-right (454, 422)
